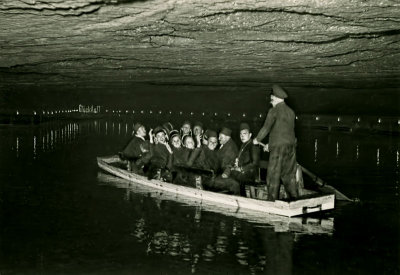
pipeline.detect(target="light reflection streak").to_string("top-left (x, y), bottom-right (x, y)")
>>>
top-left (377, 148), bottom-right (380, 166)
top-left (16, 137), bottom-right (19, 158)
top-left (33, 135), bottom-right (37, 159)
top-left (118, 123), bottom-right (121, 135)
top-left (356, 144), bottom-right (359, 160)
top-left (112, 122), bottom-right (115, 134)
top-left (125, 123), bottom-right (128, 135)
top-left (51, 130), bottom-right (54, 149)
top-left (42, 136), bottom-right (45, 152)
top-left (336, 141), bottom-right (339, 158)
top-left (105, 121), bottom-right (108, 135)
top-left (314, 139), bottom-right (318, 163)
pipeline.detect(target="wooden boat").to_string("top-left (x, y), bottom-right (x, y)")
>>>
top-left (98, 171), bottom-right (334, 235)
top-left (97, 155), bottom-right (335, 217)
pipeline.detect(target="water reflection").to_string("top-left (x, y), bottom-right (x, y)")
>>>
top-left (377, 148), bottom-right (380, 166)
top-left (314, 138), bottom-right (318, 162)
top-left (356, 144), bottom-right (359, 160)
top-left (336, 141), bottom-right (340, 158)
top-left (16, 136), bottom-right (19, 158)
top-left (33, 135), bottom-right (37, 159)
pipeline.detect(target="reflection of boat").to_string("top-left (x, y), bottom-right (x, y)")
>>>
top-left (97, 155), bottom-right (335, 218)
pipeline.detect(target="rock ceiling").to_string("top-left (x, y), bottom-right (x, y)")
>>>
top-left (0, 0), bottom-right (399, 113)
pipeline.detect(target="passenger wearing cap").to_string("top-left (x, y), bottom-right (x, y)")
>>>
top-left (187, 130), bottom-right (219, 172)
top-left (210, 127), bottom-right (240, 195)
top-left (230, 122), bottom-right (260, 195)
top-left (119, 123), bottom-right (151, 174)
top-left (253, 84), bottom-right (298, 201)
top-left (147, 126), bottom-right (173, 182)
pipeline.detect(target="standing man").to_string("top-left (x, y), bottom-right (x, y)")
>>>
top-left (253, 84), bottom-right (298, 201)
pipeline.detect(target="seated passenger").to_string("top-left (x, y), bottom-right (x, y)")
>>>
top-left (183, 135), bottom-right (195, 149)
top-left (187, 130), bottom-right (219, 172)
top-left (210, 127), bottom-right (240, 195)
top-left (180, 120), bottom-right (192, 138)
top-left (147, 126), bottom-right (173, 182)
top-left (230, 123), bottom-right (260, 195)
top-left (193, 121), bottom-right (204, 148)
top-left (119, 123), bottom-right (151, 174)
top-left (172, 133), bottom-right (197, 186)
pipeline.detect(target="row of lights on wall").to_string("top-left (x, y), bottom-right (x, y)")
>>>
top-left (105, 109), bottom-right (257, 118)
top-left (314, 116), bottom-right (397, 124)
top-left (16, 110), bottom-right (79, 115)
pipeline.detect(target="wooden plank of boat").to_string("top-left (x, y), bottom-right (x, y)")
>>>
top-left (97, 155), bottom-right (335, 217)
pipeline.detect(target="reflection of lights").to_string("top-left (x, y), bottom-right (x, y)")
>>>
top-left (377, 148), bottom-right (380, 166)
top-left (16, 110), bottom-right (19, 115)
top-left (16, 137), bottom-right (19, 157)
top-left (190, 112), bottom-right (193, 115)
top-left (118, 123), bottom-right (121, 135)
top-left (228, 113), bottom-right (231, 117)
top-left (169, 111), bottom-right (172, 114)
top-left (314, 139), bottom-right (318, 162)
top-left (214, 112), bottom-right (218, 116)
top-left (179, 111), bottom-right (182, 115)
top-left (337, 117), bottom-right (341, 122)
top-left (357, 117), bottom-right (361, 123)
top-left (296, 116), bottom-right (298, 120)
top-left (336, 142), bottom-right (339, 158)
top-left (243, 113), bottom-right (246, 117)
top-left (149, 110), bottom-right (152, 114)
top-left (105, 122), bottom-right (108, 135)
top-left (106, 110), bottom-right (108, 113)
top-left (126, 110), bottom-right (128, 113)
top-left (125, 123), bottom-right (128, 134)
top-left (356, 144), bottom-right (359, 160)
top-left (315, 116), bottom-right (319, 121)
top-left (141, 110), bottom-right (144, 114)
top-left (396, 150), bottom-right (399, 168)
top-left (202, 112), bottom-right (205, 116)
top-left (259, 114), bottom-right (262, 118)
top-left (159, 111), bottom-right (162, 114)
top-left (378, 118), bottom-right (381, 123)
top-left (33, 136), bottom-right (37, 159)
top-left (33, 111), bottom-right (36, 115)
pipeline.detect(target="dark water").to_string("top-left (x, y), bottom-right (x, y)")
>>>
top-left (0, 119), bottom-right (399, 274)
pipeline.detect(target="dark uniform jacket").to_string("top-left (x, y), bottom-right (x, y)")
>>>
top-left (237, 139), bottom-right (260, 173)
top-left (188, 145), bottom-right (219, 172)
top-left (171, 147), bottom-right (193, 168)
top-left (256, 102), bottom-right (296, 147)
top-left (122, 136), bottom-right (149, 160)
top-left (217, 138), bottom-right (238, 177)
top-left (149, 143), bottom-right (172, 169)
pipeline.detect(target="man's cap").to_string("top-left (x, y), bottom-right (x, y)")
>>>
top-left (169, 129), bottom-right (180, 140)
top-left (220, 127), bottom-right (232, 137)
top-left (154, 126), bottom-right (166, 135)
top-left (271, 84), bottom-right (288, 99)
top-left (162, 122), bottom-right (174, 134)
top-left (193, 121), bottom-right (203, 128)
top-left (133, 123), bottom-right (144, 132)
top-left (239, 122), bottom-right (250, 131)
top-left (207, 130), bottom-right (217, 138)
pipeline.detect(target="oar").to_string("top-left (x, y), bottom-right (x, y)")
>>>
top-left (257, 141), bottom-right (353, 202)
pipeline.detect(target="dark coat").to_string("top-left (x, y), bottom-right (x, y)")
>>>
top-left (149, 143), bottom-right (172, 169)
top-left (217, 138), bottom-right (238, 176)
top-left (256, 102), bottom-right (296, 148)
top-left (122, 136), bottom-right (149, 160)
top-left (237, 139), bottom-right (260, 173)
top-left (188, 145), bottom-right (219, 172)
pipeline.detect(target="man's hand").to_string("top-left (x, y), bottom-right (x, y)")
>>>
top-left (221, 173), bottom-right (228, 178)
top-left (263, 143), bottom-right (269, 152)
top-left (253, 139), bottom-right (259, 145)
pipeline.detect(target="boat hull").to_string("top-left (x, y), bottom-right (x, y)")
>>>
top-left (97, 155), bottom-right (335, 217)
